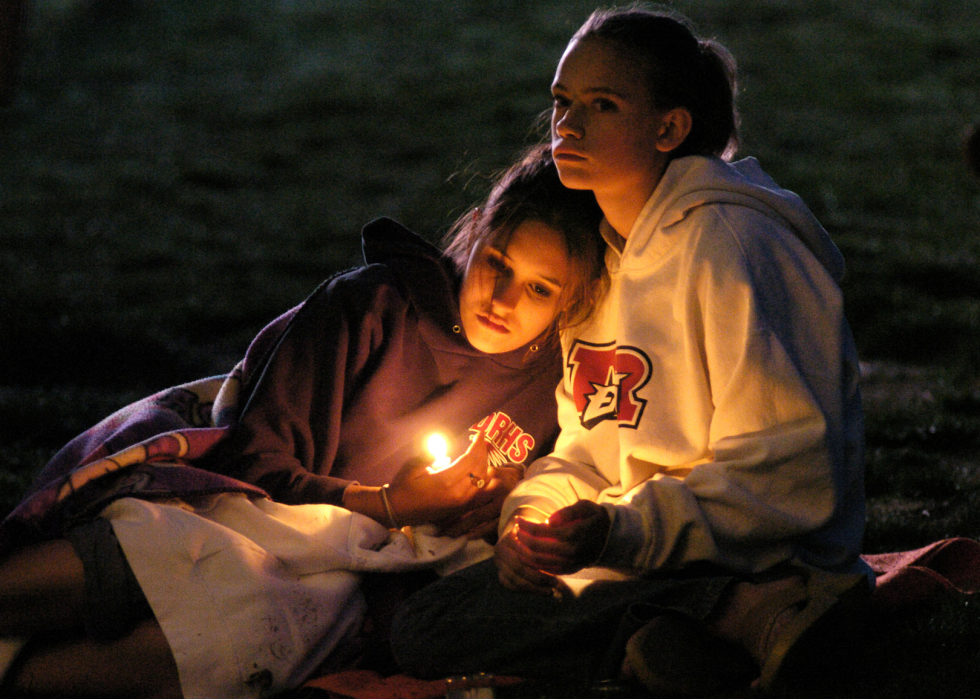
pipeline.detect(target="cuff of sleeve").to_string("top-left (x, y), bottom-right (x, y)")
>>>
top-left (595, 503), bottom-right (645, 570)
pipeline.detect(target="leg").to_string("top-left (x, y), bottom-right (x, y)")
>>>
top-left (390, 558), bottom-right (731, 683)
top-left (6, 619), bottom-right (182, 699)
top-left (0, 540), bottom-right (87, 636)
top-left (709, 568), bottom-right (871, 691)
top-left (623, 567), bottom-right (871, 696)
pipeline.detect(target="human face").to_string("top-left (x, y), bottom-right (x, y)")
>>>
top-left (458, 220), bottom-right (570, 355)
top-left (551, 37), bottom-right (670, 229)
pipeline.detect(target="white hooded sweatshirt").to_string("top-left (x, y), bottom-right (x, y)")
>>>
top-left (502, 156), bottom-right (867, 577)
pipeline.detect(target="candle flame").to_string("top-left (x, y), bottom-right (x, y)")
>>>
top-left (425, 433), bottom-right (453, 474)
top-left (427, 434), bottom-right (448, 460)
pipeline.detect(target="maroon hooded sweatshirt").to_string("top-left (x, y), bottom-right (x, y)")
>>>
top-left (206, 217), bottom-right (563, 505)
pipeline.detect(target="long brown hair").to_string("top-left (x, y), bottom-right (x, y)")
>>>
top-left (444, 144), bottom-right (607, 351)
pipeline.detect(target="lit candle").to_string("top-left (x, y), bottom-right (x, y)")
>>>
top-left (425, 433), bottom-right (453, 474)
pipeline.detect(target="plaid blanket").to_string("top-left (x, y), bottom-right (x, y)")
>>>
top-left (0, 368), bottom-right (266, 554)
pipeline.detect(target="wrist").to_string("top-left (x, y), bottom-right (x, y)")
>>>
top-left (379, 484), bottom-right (401, 529)
top-left (342, 484), bottom-right (388, 526)
top-left (593, 503), bottom-right (639, 569)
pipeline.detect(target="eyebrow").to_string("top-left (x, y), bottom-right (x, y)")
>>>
top-left (551, 82), bottom-right (629, 101)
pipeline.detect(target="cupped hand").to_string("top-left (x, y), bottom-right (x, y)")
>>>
top-left (494, 515), bottom-right (560, 595)
top-left (494, 500), bottom-right (611, 592)
top-left (524, 499), bottom-right (610, 573)
top-left (435, 464), bottom-right (522, 539)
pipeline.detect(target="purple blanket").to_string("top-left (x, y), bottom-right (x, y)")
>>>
top-left (0, 371), bottom-right (265, 553)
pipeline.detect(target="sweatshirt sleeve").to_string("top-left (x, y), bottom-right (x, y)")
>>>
top-left (209, 271), bottom-right (387, 505)
top-left (499, 380), bottom-right (614, 527)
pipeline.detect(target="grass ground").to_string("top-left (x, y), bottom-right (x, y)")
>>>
top-left (2, 0), bottom-right (980, 696)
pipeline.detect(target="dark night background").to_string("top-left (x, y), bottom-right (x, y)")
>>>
top-left (2, 1), bottom-right (980, 695)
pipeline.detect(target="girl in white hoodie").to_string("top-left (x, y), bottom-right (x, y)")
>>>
top-left (393, 7), bottom-right (870, 696)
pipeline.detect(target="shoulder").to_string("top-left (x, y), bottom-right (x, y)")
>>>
top-left (299, 262), bottom-right (406, 326)
top-left (290, 220), bottom-right (456, 329)
top-left (682, 200), bottom-right (790, 266)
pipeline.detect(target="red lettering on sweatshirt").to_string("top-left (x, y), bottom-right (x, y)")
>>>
top-left (469, 411), bottom-right (535, 465)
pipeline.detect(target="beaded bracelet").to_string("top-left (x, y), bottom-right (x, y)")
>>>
top-left (379, 484), bottom-right (400, 529)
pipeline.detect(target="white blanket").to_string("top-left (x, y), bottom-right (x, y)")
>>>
top-left (104, 493), bottom-right (489, 699)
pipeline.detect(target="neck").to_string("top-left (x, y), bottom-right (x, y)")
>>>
top-left (595, 161), bottom-right (669, 239)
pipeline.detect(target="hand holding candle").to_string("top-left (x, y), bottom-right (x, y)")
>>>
top-left (384, 432), bottom-right (497, 531)
top-left (494, 500), bottom-right (611, 593)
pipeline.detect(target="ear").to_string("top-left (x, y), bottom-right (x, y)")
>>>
top-left (654, 107), bottom-right (693, 153)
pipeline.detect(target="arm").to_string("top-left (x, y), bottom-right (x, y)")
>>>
top-left (208, 275), bottom-right (375, 505)
top-left (500, 207), bottom-right (860, 578)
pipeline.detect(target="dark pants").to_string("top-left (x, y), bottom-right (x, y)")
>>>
top-left (390, 558), bottom-right (733, 683)
top-left (65, 517), bottom-right (154, 641)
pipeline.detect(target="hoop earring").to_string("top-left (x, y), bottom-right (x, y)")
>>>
top-left (529, 344), bottom-right (539, 353)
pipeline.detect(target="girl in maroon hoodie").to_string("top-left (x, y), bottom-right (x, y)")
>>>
top-left (0, 145), bottom-right (606, 699)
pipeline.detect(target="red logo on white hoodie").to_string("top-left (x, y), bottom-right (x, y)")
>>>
top-left (567, 340), bottom-right (652, 430)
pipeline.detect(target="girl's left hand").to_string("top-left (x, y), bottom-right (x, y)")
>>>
top-left (435, 464), bottom-right (523, 539)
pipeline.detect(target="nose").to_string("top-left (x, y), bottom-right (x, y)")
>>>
top-left (554, 104), bottom-right (584, 139)
top-left (491, 276), bottom-right (521, 313)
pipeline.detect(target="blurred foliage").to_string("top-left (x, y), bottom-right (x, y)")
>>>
top-left (2, 0), bottom-right (979, 386)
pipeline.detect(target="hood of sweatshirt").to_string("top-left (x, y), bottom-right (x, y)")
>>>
top-left (606, 156), bottom-right (845, 284)
top-left (360, 215), bottom-right (460, 328)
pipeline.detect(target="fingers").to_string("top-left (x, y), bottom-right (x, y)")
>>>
top-left (461, 517), bottom-right (498, 541)
top-left (547, 499), bottom-right (603, 526)
top-left (507, 519), bottom-right (579, 576)
top-left (494, 535), bottom-right (558, 594)
top-left (436, 500), bottom-right (500, 539)
top-left (511, 511), bottom-right (609, 574)
top-left (435, 433), bottom-right (490, 490)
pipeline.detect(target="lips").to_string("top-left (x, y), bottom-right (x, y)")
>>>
top-left (477, 313), bottom-right (510, 334)
top-left (552, 145), bottom-right (587, 162)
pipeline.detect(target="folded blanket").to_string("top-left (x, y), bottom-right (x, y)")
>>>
top-left (0, 370), bottom-right (265, 553)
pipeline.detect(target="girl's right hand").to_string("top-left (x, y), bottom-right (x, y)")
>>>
top-left (494, 512), bottom-right (560, 594)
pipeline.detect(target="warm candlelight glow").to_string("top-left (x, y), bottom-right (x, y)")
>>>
top-left (425, 433), bottom-right (453, 474)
